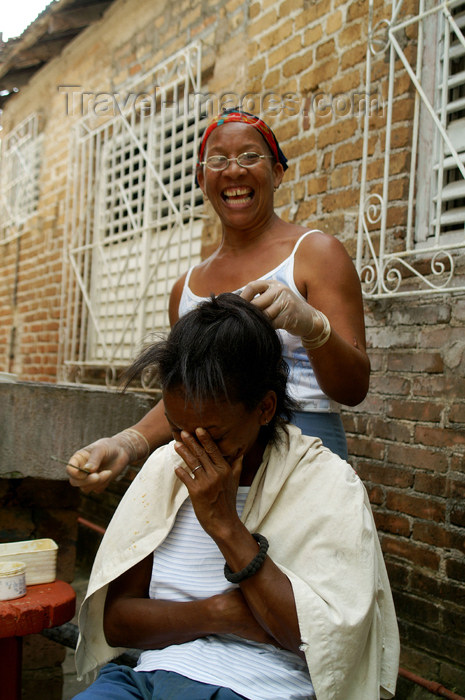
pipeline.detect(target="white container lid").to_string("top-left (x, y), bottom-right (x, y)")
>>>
top-left (0, 561), bottom-right (27, 577)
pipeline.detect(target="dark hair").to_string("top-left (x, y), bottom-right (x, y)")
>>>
top-left (124, 293), bottom-right (297, 442)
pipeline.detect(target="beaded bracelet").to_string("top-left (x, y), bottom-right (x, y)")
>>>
top-left (224, 533), bottom-right (269, 584)
top-left (301, 310), bottom-right (331, 350)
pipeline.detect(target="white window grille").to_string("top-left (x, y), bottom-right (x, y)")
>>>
top-left (59, 42), bottom-right (208, 386)
top-left (357, 0), bottom-right (465, 297)
top-left (0, 113), bottom-right (43, 243)
top-left (432, 1), bottom-right (465, 243)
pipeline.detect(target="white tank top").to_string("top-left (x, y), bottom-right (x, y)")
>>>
top-left (178, 230), bottom-right (338, 413)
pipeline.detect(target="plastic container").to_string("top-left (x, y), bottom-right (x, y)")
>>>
top-left (0, 539), bottom-right (57, 585)
top-left (0, 561), bottom-right (27, 601)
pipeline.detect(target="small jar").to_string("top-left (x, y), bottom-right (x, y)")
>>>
top-left (0, 561), bottom-right (27, 601)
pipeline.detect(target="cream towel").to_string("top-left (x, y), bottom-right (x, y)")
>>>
top-left (76, 424), bottom-right (399, 700)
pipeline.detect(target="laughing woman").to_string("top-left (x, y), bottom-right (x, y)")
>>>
top-left (74, 294), bottom-right (398, 700)
top-left (67, 108), bottom-right (370, 492)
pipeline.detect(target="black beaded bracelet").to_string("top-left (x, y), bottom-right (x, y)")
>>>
top-left (224, 533), bottom-right (269, 584)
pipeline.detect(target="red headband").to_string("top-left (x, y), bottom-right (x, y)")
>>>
top-left (196, 109), bottom-right (288, 171)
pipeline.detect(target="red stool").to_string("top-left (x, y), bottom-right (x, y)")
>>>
top-left (0, 580), bottom-right (76, 700)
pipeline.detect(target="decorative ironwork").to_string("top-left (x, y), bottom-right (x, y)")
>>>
top-left (0, 113), bottom-right (43, 243)
top-left (59, 42), bottom-right (208, 385)
top-left (357, 0), bottom-right (465, 297)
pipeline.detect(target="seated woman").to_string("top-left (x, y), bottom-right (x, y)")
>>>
top-left (74, 294), bottom-right (399, 700)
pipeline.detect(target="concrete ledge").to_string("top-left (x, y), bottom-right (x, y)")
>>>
top-left (0, 381), bottom-right (155, 480)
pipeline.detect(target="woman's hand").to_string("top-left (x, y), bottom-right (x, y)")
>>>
top-left (174, 428), bottom-right (242, 539)
top-left (240, 279), bottom-right (323, 340)
top-left (66, 429), bottom-right (149, 494)
top-left (211, 589), bottom-right (279, 646)
top-left (173, 426), bottom-right (303, 656)
top-left (104, 555), bottom-right (279, 650)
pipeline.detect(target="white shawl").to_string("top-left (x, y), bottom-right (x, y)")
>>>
top-left (76, 424), bottom-right (399, 700)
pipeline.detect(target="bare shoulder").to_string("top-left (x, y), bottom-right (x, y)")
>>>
top-left (168, 272), bottom-right (188, 326)
top-left (295, 230), bottom-right (362, 299)
top-left (299, 231), bottom-right (357, 273)
top-left (299, 230), bottom-right (352, 261)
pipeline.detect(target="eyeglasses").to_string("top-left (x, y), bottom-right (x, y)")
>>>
top-left (199, 152), bottom-right (274, 171)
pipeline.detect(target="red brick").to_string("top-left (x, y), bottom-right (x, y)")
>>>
top-left (373, 510), bottom-right (411, 537)
top-left (446, 476), bottom-right (465, 499)
top-left (445, 557), bottom-right (465, 583)
top-left (386, 399), bottom-right (443, 422)
top-left (387, 444), bottom-right (448, 473)
top-left (410, 570), bottom-right (440, 598)
top-left (413, 374), bottom-right (465, 398)
top-left (414, 473), bottom-right (447, 498)
top-left (347, 0), bottom-right (368, 20)
top-left (387, 352), bottom-right (444, 373)
top-left (385, 491), bottom-right (446, 522)
top-left (316, 118), bottom-right (358, 149)
top-left (385, 559), bottom-right (409, 589)
top-left (346, 436), bottom-right (385, 460)
top-left (414, 425), bottom-right (465, 449)
top-left (450, 502), bottom-right (465, 528)
top-left (357, 462), bottom-right (414, 488)
top-left (366, 417), bottom-right (412, 443)
top-left (369, 375), bottom-right (411, 396)
top-left (401, 620), bottom-right (465, 667)
top-left (412, 521), bottom-right (459, 551)
top-left (438, 578), bottom-right (465, 608)
top-left (381, 536), bottom-right (441, 570)
top-left (449, 404), bottom-right (465, 423)
top-left (366, 484), bottom-right (384, 505)
top-left (322, 188), bottom-right (359, 212)
top-left (393, 590), bottom-right (440, 627)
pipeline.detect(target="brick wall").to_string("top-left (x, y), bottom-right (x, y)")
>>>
top-left (1, 0), bottom-right (464, 694)
top-left (343, 288), bottom-right (465, 692)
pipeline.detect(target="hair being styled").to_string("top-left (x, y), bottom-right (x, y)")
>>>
top-left (123, 293), bottom-right (296, 441)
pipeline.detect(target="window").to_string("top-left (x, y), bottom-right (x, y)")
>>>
top-left (60, 42), bottom-right (208, 385)
top-left (0, 113), bottom-right (43, 242)
top-left (357, 0), bottom-right (465, 297)
top-left (431, 0), bottom-right (465, 243)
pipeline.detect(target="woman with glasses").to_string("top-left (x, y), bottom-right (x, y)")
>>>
top-left (67, 108), bottom-right (370, 493)
top-left (73, 294), bottom-right (398, 700)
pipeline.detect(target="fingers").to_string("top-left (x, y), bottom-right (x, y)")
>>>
top-left (174, 429), bottom-right (226, 472)
top-left (241, 280), bottom-right (291, 318)
top-left (66, 460), bottom-right (113, 493)
top-left (65, 437), bottom-right (131, 493)
top-left (66, 449), bottom-right (93, 485)
top-left (230, 454), bottom-right (244, 482)
top-left (66, 443), bottom-right (106, 481)
top-left (174, 434), bottom-right (208, 474)
top-left (173, 428), bottom-right (238, 487)
top-left (195, 428), bottom-right (224, 460)
top-left (240, 279), bottom-right (269, 301)
top-left (78, 442), bottom-right (110, 473)
top-left (241, 281), bottom-right (278, 310)
top-left (77, 470), bottom-right (114, 494)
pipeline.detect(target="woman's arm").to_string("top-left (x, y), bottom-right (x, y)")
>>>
top-left (104, 554), bottom-right (277, 649)
top-left (296, 231), bottom-right (370, 405)
top-left (241, 231), bottom-right (370, 406)
top-left (173, 429), bottom-right (304, 658)
top-left (66, 274), bottom-right (188, 492)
